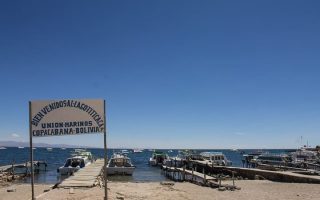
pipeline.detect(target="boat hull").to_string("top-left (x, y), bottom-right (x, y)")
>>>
top-left (149, 158), bottom-right (169, 166)
top-left (107, 166), bottom-right (135, 175)
top-left (58, 166), bottom-right (80, 175)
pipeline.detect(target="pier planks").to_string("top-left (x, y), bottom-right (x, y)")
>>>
top-left (58, 159), bottom-right (104, 188)
top-left (190, 160), bottom-right (320, 184)
top-left (162, 166), bottom-right (217, 181)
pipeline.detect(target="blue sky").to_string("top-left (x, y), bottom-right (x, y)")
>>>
top-left (0, 0), bottom-right (320, 149)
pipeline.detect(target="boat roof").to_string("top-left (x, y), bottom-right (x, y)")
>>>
top-left (110, 153), bottom-right (131, 160)
top-left (200, 152), bottom-right (225, 156)
top-left (258, 153), bottom-right (289, 158)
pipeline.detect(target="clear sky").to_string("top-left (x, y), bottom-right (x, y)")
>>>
top-left (0, 0), bottom-right (320, 149)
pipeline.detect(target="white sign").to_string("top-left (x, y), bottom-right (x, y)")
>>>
top-left (30, 99), bottom-right (105, 137)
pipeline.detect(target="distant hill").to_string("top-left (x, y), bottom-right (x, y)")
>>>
top-left (0, 140), bottom-right (94, 148)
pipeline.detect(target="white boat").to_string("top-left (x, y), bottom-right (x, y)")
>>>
top-left (18, 146), bottom-right (24, 149)
top-left (47, 147), bottom-right (53, 151)
top-left (165, 150), bottom-right (194, 167)
top-left (0, 147), bottom-right (7, 150)
top-left (230, 148), bottom-right (239, 152)
top-left (290, 149), bottom-right (318, 164)
top-left (57, 150), bottom-right (93, 175)
top-left (107, 153), bottom-right (135, 175)
top-left (133, 149), bottom-right (144, 153)
top-left (200, 152), bottom-right (232, 166)
top-left (121, 149), bottom-right (130, 154)
top-left (149, 151), bottom-right (169, 166)
top-left (251, 153), bottom-right (290, 166)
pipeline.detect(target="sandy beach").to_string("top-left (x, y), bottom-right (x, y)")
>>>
top-left (1, 180), bottom-right (320, 200)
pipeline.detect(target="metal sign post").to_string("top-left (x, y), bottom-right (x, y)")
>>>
top-left (104, 100), bottom-right (108, 200)
top-left (29, 101), bottom-right (35, 200)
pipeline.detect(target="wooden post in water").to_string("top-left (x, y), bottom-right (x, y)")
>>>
top-left (11, 161), bottom-right (14, 177)
top-left (25, 161), bottom-right (28, 175)
top-left (203, 167), bottom-right (206, 184)
top-left (183, 165), bottom-right (186, 181)
top-left (192, 165), bottom-right (194, 181)
top-left (232, 171), bottom-right (235, 187)
top-left (212, 162), bottom-right (214, 175)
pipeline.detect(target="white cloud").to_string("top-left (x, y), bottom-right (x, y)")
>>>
top-left (11, 133), bottom-right (20, 138)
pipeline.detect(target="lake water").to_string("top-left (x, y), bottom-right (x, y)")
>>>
top-left (0, 147), bottom-right (291, 184)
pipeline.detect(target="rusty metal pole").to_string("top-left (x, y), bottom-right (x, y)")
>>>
top-left (104, 100), bottom-right (108, 200)
top-left (29, 101), bottom-right (35, 200)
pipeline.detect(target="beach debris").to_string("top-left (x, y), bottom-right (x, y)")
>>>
top-left (7, 187), bottom-right (16, 192)
top-left (43, 188), bottom-right (51, 192)
top-left (254, 175), bottom-right (266, 180)
top-left (69, 188), bottom-right (75, 194)
top-left (160, 181), bottom-right (175, 186)
top-left (218, 186), bottom-right (226, 191)
top-left (0, 171), bottom-right (27, 184)
top-left (116, 192), bottom-right (125, 199)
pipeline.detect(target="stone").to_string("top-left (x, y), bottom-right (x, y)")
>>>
top-left (44, 189), bottom-right (50, 192)
top-left (160, 182), bottom-right (174, 186)
top-left (7, 188), bottom-right (16, 192)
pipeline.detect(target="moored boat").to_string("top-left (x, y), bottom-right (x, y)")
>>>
top-left (121, 149), bottom-right (130, 155)
top-left (165, 149), bottom-right (198, 167)
top-left (107, 153), bottom-right (135, 175)
top-left (57, 150), bottom-right (93, 175)
top-left (251, 153), bottom-right (290, 166)
top-left (149, 150), bottom-right (169, 166)
top-left (290, 148), bottom-right (318, 164)
top-left (133, 149), bottom-right (144, 153)
top-left (200, 152), bottom-right (232, 166)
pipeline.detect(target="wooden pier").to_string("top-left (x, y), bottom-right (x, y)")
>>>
top-left (162, 165), bottom-right (240, 190)
top-left (188, 160), bottom-right (320, 184)
top-left (161, 157), bottom-right (320, 192)
top-left (58, 159), bottom-right (104, 188)
top-left (0, 161), bottom-right (47, 174)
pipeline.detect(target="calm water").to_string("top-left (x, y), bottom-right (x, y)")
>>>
top-left (0, 147), bottom-right (291, 184)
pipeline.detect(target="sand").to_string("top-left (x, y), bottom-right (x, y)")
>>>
top-left (0, 183), bottom-right (51, 200)
top-left (1, 180), bottom-right (320, 200)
